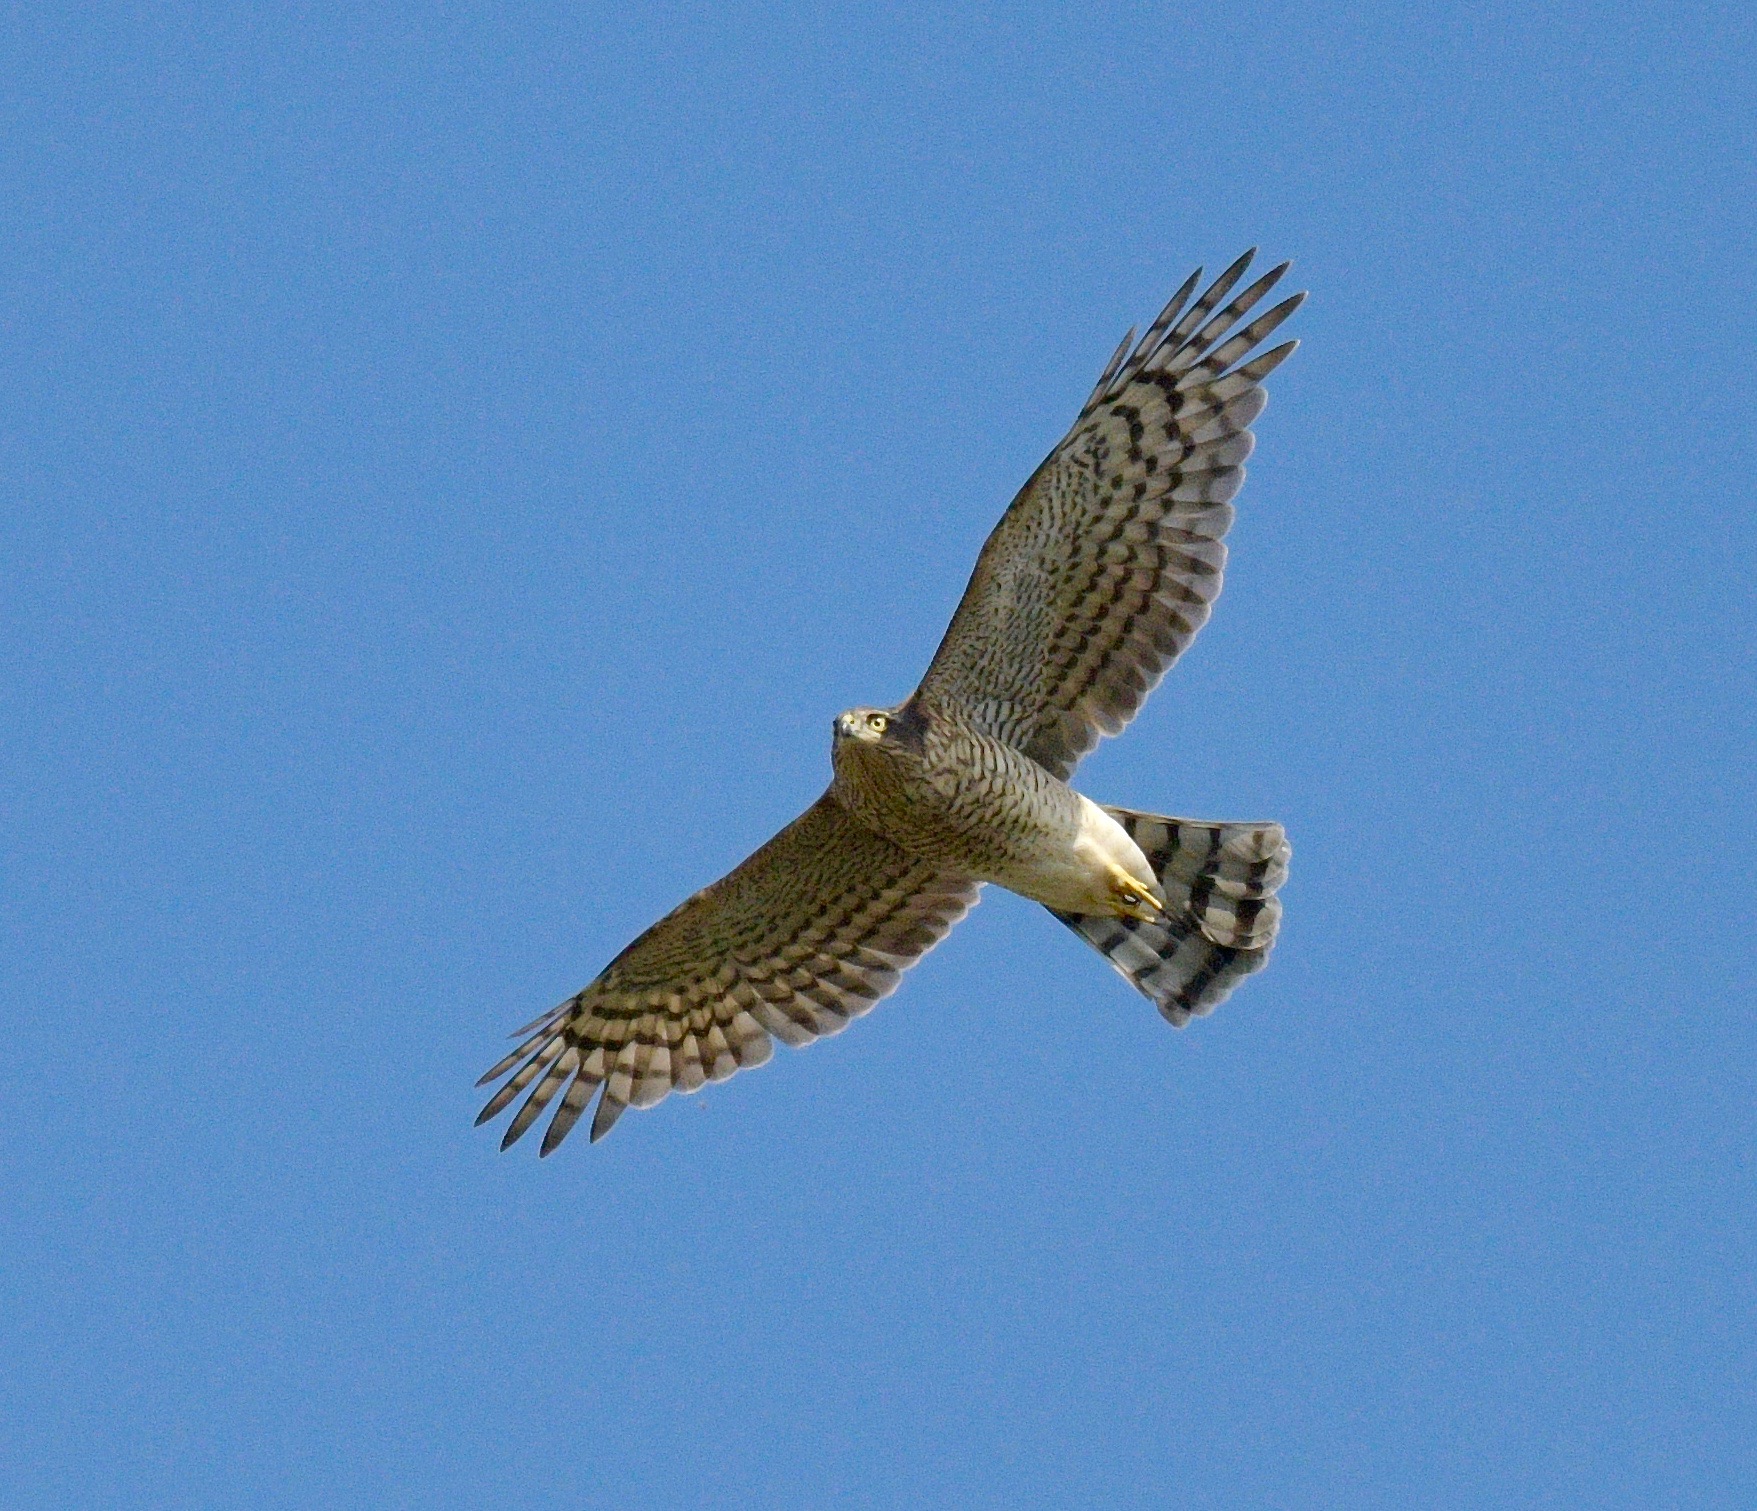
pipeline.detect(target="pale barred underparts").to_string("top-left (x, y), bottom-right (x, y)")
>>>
top-left (478, 251), bottom-right (1301, 1152)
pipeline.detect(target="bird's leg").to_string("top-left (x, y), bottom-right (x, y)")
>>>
top-left (1105, 861), bottom-right (1168, 924)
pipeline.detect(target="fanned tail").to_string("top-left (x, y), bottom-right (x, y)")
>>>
top-left (1051, 809), bottom-right (1289, 1025)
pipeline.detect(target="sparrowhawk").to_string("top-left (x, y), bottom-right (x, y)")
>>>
top-left (478, 250), bottom-right (1301, 1152)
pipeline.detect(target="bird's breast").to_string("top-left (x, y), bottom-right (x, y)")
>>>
top-left (831, 719), bottom-right (1107, 896)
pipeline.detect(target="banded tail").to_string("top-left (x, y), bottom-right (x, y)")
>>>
top-left (1051, 809), bottom-right (1290, 1025)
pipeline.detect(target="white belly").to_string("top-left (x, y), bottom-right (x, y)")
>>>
top-left (996, 794), bottom-right (1159, 915)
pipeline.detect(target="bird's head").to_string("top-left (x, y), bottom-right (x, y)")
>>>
top-left (832, 701), bottom-right (929, 760)
top-left (833, 706), bottom-right (896, 746)
top-left (831, 701), bottom-right (930, 800)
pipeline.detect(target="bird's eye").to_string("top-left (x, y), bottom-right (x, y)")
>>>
top-left (869, 714), bottom-right (888, 732)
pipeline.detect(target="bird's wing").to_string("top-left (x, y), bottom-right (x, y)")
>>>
top-left (477, 792), bottom-right (978, 1152)
top-left (914, 252), bottom-right (1302, 780)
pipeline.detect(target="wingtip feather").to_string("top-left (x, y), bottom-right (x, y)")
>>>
top-left (589, 1094), bottom-right (628, 1142)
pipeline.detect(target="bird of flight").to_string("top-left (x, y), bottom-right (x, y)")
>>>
top-left (478, 250), bottom-right (1302, 1153)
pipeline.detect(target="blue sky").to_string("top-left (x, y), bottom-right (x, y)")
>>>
top-left (3, 3), bottom-right (1753, 1506)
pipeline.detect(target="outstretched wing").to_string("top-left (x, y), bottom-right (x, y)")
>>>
top-left (477, 792), bottom-right (978, 1152)
top-left (914, 252), bottom-right (1302, 779)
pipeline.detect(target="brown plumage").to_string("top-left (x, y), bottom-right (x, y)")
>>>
top-left (479, 251), bottom-right (1301, 1152)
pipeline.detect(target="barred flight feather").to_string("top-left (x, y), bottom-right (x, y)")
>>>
top-left (1051, 808), bottom-right (1291, 1025)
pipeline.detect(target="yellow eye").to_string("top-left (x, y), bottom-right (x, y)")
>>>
top-left (869, 713), bottom-right (889, 733)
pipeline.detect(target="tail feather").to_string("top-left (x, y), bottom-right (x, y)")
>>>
top-left (1051, 809), bottom-right (1289, 1026)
